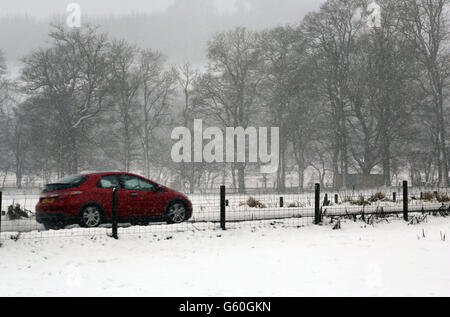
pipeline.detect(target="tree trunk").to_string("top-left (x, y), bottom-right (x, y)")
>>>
top-left (231, 164), bottom-right (237, 190)
top-left (277, 140), bottom-right (287, 193)
top-left (437, 106), bottom-right (449, 187)
top-left (15, 166), bottom-right (22, 189)
top-left (189, 161), bottom-right (195, 194)
top-left (332, 146), bottom-right (339, 189)
top-left (237, 163), bottom-right (246, 193)
top-left (340, 117), bottom-right (349, 189)
top-left (71, 131), bottom-right (79, 175)
top-left (382, 132), bottom-right (391, 187)
top-left (298, 168), bottom-right (304, 191)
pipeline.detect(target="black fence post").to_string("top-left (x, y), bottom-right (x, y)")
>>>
top-left (220, 185), bottom-right (226, 230)
top-left (112, 187), bottom-right (119, 239)
top-left (323, 193), bottom-right (329, 206)
top-left (403, 181), bottom-right (408, 222)
top-left (335, 194), bottom-right (339, 205)
top-left (315, 184), bottom-right (321, 225)
top-left (393, 192), bottom-right (396, 203)
top-left (279, 197), bottom-right (284, 208)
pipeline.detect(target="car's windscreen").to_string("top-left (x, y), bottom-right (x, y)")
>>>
top-left (44, 175), bottom-right (88, 191)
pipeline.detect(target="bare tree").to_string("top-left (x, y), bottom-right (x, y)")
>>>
top-left (108, 40), bottom-right (141, 172)
top-left (175, 63), bottom-right (203, 193)
top-left (346, 12), bottom-right (417, 180)
top-left (192, 27), bottom-right (263, 193)
top-left (0, 49), bottom-right (7, 96)
top-left (259, 26), bottom-right (303, 192)
top-left (398, 0), bottom-right (450, 186)
top-left (21, 24), bottom-right (111, 176)
top-left (6, 2), bottom-right (450, 190)
top-left (0, 55), bottom-right (14, 185)
top-left (302, 0), bottom-right (368, 189)
top-left (0, 52), bottom-right (28, 188)
top-left (135, 50), bottom-right (176, 179)
top-left (3, 103), bottom-right (32, 188)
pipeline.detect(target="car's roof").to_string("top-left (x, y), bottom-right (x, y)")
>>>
top-left (82, 172), bottom-right (163, 187)
top-left (83, 172), bottom-right (141, 177)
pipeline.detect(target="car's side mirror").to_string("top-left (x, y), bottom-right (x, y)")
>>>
top-left (156, 186), bottom-right (166, 192)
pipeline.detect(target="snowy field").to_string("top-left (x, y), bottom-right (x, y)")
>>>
top-left (0, 217), bottom-right (450, 297)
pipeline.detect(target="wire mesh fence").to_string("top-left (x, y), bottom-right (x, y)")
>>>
top-left (1, 182), bottom-right (449, 241)
top-left (319, 186), bottom-right (450, 221)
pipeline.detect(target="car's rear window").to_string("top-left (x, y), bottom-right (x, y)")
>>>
top-left (44, 175), bottom-right (88, 191)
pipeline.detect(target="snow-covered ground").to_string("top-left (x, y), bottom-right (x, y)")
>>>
top-left (1, 217), bottom-right (449, 297)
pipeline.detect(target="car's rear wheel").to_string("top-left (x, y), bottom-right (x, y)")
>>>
top-left (80, 205), bottom-right (102, 228)
top-left (165, 201), bottom-right (188, 224)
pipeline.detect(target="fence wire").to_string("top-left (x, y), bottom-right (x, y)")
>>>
top-left (0, 184), bottom-right (449, 241)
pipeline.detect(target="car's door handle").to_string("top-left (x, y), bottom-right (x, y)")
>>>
top-left (130, 193), bottom-right (139, 197)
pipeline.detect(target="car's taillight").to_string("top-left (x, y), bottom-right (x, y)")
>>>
top-left (58, 191), bottom-right (83, 198)
top-left (40, 191), bottom-right (83, 199)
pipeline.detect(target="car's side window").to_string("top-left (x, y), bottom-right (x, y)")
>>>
top-left (121, 175), bottom-right (156, 191)
top-left (122, 176), bottom-right (140, 190)
top-left (98, 175), bottom-right (120, 189)
top-left (138, 179), bottom-right (157, 191)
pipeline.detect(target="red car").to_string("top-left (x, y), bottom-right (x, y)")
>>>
top-left (36, 172), bottom-right (193, 230)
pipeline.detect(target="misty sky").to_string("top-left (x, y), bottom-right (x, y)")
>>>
top-left (0, 0), bottom-right (325, 69)
top-left (0, 0), bottom-right (321, 18)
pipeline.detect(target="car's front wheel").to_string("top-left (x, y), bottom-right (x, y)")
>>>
top-left (165, 201), bottom-right (188, 224)
top-left (80, 205), bottom-right (103, 228)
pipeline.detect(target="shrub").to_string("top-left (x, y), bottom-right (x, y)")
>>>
top-left (409, 214), bottom-right (428, 225)
top-left (351, 195), bottom-right (371, 206)
top-left (369, 192), bottom-right (386, 203)
top-left (341, 191), bottom-right (354, 204)
top-left (422, 192), bottom-right (434, 201)
top-left (420, 192), bottom-right (450, 202)
top-left (245, 197), bottom-right (267, 209)
top-left (6, 204), bottom-right (30, 220)
top-left (435, 192), bottom-right (450, 203)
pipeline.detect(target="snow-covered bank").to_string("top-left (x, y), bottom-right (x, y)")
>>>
top-left (1, 217), bottom-right (449, 297)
